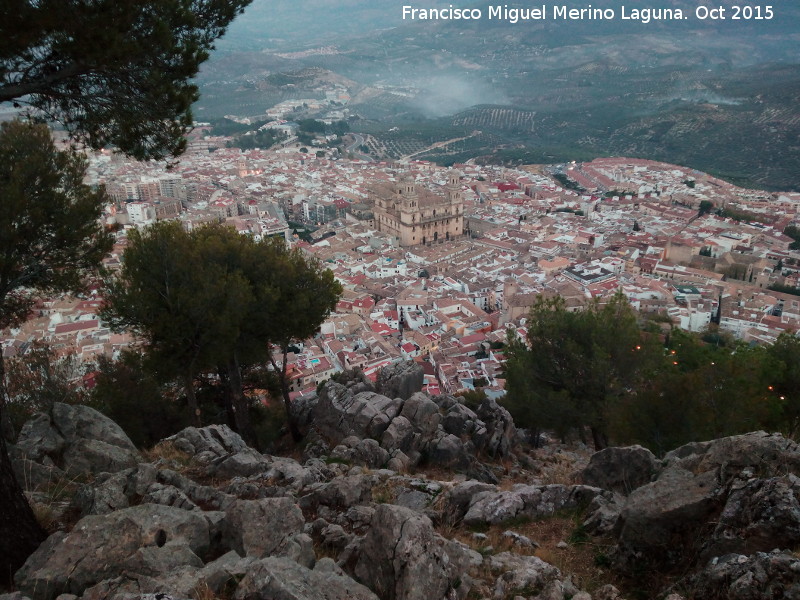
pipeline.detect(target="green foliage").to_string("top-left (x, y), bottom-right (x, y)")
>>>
top-left (101, 221), bottom-right (251, 428)
top-left (503, 293), bottom-right (662, 449)
top-left (298, 119), bottom-right (326, 134)
top-left (227, 128), bottom-right (286, 150)
top-left (504, 292), bottom-right (800, 455)
top-left (210, 118), bottom-right (266, 137)
top-left (457, 389), bottom-right (487, 411)
top-left (767, 282), bottom-right (800, 297)
top-left (610, 329), bottom-right (784, 456)
top-left (698, 200), bottom-right (713, 215)
top-left (783, 226), bottom-right (800, 250)
top-left (102, 222), bottom-right (342, 442)
top-left (0, 0), bottom-right (252, 160)
top-left (0, 121), bottom-right (113, 331)
top-left (4, 342), bottom-right (85, 434)
top-left (249, 401), bottom-right (287, 451)
top-left (551, 173), bottom-right (585, 193)
top-left (89, 351), bottom-right (189, 448)
top-left (766, 333), bottom-right (800, 436)
top-left (0, 119), bottom-right (112, 582)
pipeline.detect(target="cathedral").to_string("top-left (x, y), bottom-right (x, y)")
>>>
top-left (371, 171), bottom-right (464, 247)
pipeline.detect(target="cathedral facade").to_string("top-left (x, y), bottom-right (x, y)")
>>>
top-left (371, 171), bottom-right (464, 247)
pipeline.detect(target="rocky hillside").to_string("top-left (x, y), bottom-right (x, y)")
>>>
top-left (3, 362), bottom-right (800, 600)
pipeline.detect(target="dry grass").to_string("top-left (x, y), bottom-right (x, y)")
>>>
top-left (27, 471), bottom-right (89, 533)
top-left (439, 512), bottom-right (622, 596)
top-left (142, 440), bottom-right (192, 467)
top-left (30, 500), bottom-right (58, 532)
top-left (191, 582), bottom-right (218, 600)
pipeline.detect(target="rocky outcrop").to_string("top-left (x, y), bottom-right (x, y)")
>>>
top-left (682, 550), bottom-right (800, 600)
top-left (591, 431), bottom-right (800, 590)
top-left (463, 484), bottom-right (604, 526)
top-left (166, 424), bottom-right (271, 478)
top-left (487, 552), bottom-right (567, 599)
top-left (353, 504), bottom-right (476, 600)
top-left (13, 403), bottom-right (140, 487)
top-left (222, 497), bottom-right (305, 558)
top-left (309, 364), bottom-right (514, 481)
top-left (580, 445), bottom-right (661, 495)
top-left (374, 360), bottom-right (424, 401)
top-left (235, 556), bottom-right (379, 600)
top-left (15, 504), bottom-right (210, 600)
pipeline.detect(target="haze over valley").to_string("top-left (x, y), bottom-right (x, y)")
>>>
top-left (196, 0), bottom-right (800, 190)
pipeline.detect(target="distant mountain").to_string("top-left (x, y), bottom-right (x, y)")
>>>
top-left (203, 0), bottom-right (800, 190)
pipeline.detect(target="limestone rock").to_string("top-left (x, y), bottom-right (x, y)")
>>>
top-left (14, 403), bottom-right (140, 479)
top-left (222, 497), bottom-right (305, 558)
top-left (331, 437), bottom-right (390, 469)
top-left (488, 552), bottom-right (562, 599)
top-left (663, 431), bottom-right (800, 482)
top-left (703, 474), bottom-right (800, 560)
top-left (581, 445), bottom-right (661, 495)
top-left (166, 424), bottom-right (270, 478)
top-left (685, 550), bottom-right (800, 600)
top-left (375, 361), bottom-right (424, 401)
top-left (15, 505), bottom-right (209, 600)
top-left (475, 395), bottom-right (516, 458)
top-left (614, 468), bottom-right (721, 572)
top-left (354, 504), bottom-right (472, 600)
top-left (313, 383), bottom-right (400, 444)
top-left (464, 484), bottom-right (603, 526)
top-left (234, 556), bottom-right (378, 600)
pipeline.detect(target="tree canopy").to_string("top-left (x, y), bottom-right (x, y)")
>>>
top-left (503, 292), bottom-right (800, 455)
top-left (102, 223), bottom-right (342, 443)
top-left (503, 293), bottom-right (662, 449)
top-left (0, 121), bottom-right (113, 331)
top-left (1, 0), bottom-right (252, 160)
top-left (0, 120), bottom-right (112, 583)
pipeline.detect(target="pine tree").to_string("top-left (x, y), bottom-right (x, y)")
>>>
top-left (0, 0), bottom-right (252, 160)
top-left (0, 121), bottom-right (112, 584)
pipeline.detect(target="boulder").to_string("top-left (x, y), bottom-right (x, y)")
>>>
top-left (166, 424), bottom-right (270, 478)
top-left (475, 395), bottom-right (516, 458)
top-left (330, 437), bottom-right (390, 469)
top-left (663, 431), bottom-right (800, 482)
top-left (234, 556), bottom-right (378, 600)
top-left (15, 505), bottom-right (210, 600)
top-left (222, 497), bottom-right (305, 558)
top-left (399, 392), bottom-right (441, 442)
top-left (168, 424), bottom-right (249, 457)
top-left (313, 383), bottom-right (401, 444)
top-left (703, 474), bottom-right (800, 560)
top-left (75, 464), bottom-right (159, 516)
top-left (684, 550), bottom-right (800, 600)
top-left (488, 552), bottom-right (563, 599)
top-left (15, 403), bottom-right (140, 478)
top-left (374, 361), bottom-right (424, 401)
top-left (354, 504), bottom-right (473, 600)
top-left (611, 432), bottom-right (800, 575)
top-left (614, 467), bottom-right (721, 572)
top-left (581, 445), bottom-right (661, 495)
top-left (464, 484), bottom-right (603, 526)
top-left (299, 474), bottom-right (376, 512)
top-left (443, 480), bottom-right (497, 522)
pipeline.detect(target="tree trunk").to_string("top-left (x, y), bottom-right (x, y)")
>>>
top-left (185, 372), bottom-right (201, 428)
top-left (226, 355), bottom-right (254, 446)
top-left (0, 355), bottom-right (46, 585)
top-left (590, 425), bottom-right (609, 451)
top-left (271, 348), bottom-right (302, 443)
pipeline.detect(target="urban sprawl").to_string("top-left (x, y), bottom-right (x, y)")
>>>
top-left (5, 123), bottom-right (800, 404)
